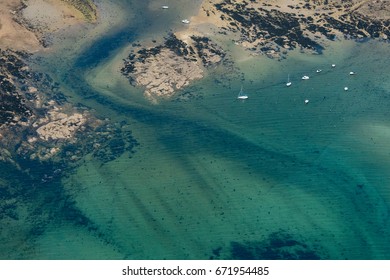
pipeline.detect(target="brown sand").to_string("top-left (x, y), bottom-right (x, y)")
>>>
top-left (0, 0), bottom-right (41, 51)
top-left (0, 0), bottom-right (88, 52)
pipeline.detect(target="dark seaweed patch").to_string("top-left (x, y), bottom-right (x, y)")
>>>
top-left (211, 231), bottom-right (323, 260)
top-left (89, 123), bottom-right (139, 164)
top-left (212, 0), bottom-right (389, 59)
top-left (214, 2), bottom-right (325, 56)
top-left (165, 34), bottom-right (190, 57)
top-left (190, 36), bottom-right (226, 67)
top-left (0, 50), bottom-right (33, 126)
top-left (0, 157), bottom-right (101, 259)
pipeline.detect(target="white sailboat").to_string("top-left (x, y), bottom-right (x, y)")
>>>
top-left (237, 86), bottom-right (248, 100)
top-left (286, 74), bottom-right (292, 87)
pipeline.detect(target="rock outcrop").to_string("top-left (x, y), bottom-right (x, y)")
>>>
top-left (122, 34), bottom-right (225, 102)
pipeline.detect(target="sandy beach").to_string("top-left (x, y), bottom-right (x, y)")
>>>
top-left (0, 0), bottom-right (41, 51)
top-left (0, 0), bottom-right (96, 52)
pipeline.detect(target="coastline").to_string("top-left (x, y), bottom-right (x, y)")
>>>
top-left (118, 0), bottom-right (390, 102)
top-left (0, 0), bottom-right (140, 171)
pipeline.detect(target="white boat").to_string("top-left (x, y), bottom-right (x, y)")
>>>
top-left (237, 86), bottom-right (248, 100)
top-left (181, 19), bottom-right (190, 24)
top-left (302, 75), bottom-right (310, 80)
top-left (316, 69), bottom-right (322, 73)
top-left (304, 99), bottom-right (310, 104)
top-left (286, 74), bottom-right (292, 87)
top-left (332, 64), bottom-right (336, 68)
top-left (349, 71), bottom-right (355, 75)
top-left (344, 87), bottom-right (349, 91)
top-left (161, 5), bottom-right (169, 9)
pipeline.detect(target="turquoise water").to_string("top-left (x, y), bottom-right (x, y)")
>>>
top-left (1, 0), bottom-right (390, 259)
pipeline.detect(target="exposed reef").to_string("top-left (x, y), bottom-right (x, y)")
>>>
top-left (0, 49), bottom-right (139, 175)
top-left (209, 231), bottom-right (325, 260)
top-left (202, 0), bottom-right (390, 55)
top-left (205, 0), bottom-right (390, 58)
top-left (121, 34), bottom-right (226, 102)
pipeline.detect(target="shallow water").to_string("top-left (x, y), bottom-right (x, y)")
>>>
top-left (2, 0), bottom-right (390, 259)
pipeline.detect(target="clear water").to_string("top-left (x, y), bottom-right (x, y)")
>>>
top-left (1, 0), bottom-right (390, 259)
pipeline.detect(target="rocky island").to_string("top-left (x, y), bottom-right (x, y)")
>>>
top-left (121, 33), bottom-right (226, 103)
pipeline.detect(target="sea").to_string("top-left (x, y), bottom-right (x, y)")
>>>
top-left (1, 0), bottom-right (390, 259)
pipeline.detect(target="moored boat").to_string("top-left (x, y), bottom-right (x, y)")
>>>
top-left (286, 74), bottom-right (292, 87)
top-left (237, 86), bottom-right (248, 100)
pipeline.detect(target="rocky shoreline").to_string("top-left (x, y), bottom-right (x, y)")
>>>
top-left (0, 48), bottom-right (139, 180)
top-left (0, 0), bottom-right (140, 177)
top-left (209, 0), bottom-right (390, 58)
top-left (121, 0), bottom-right (390, 99)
